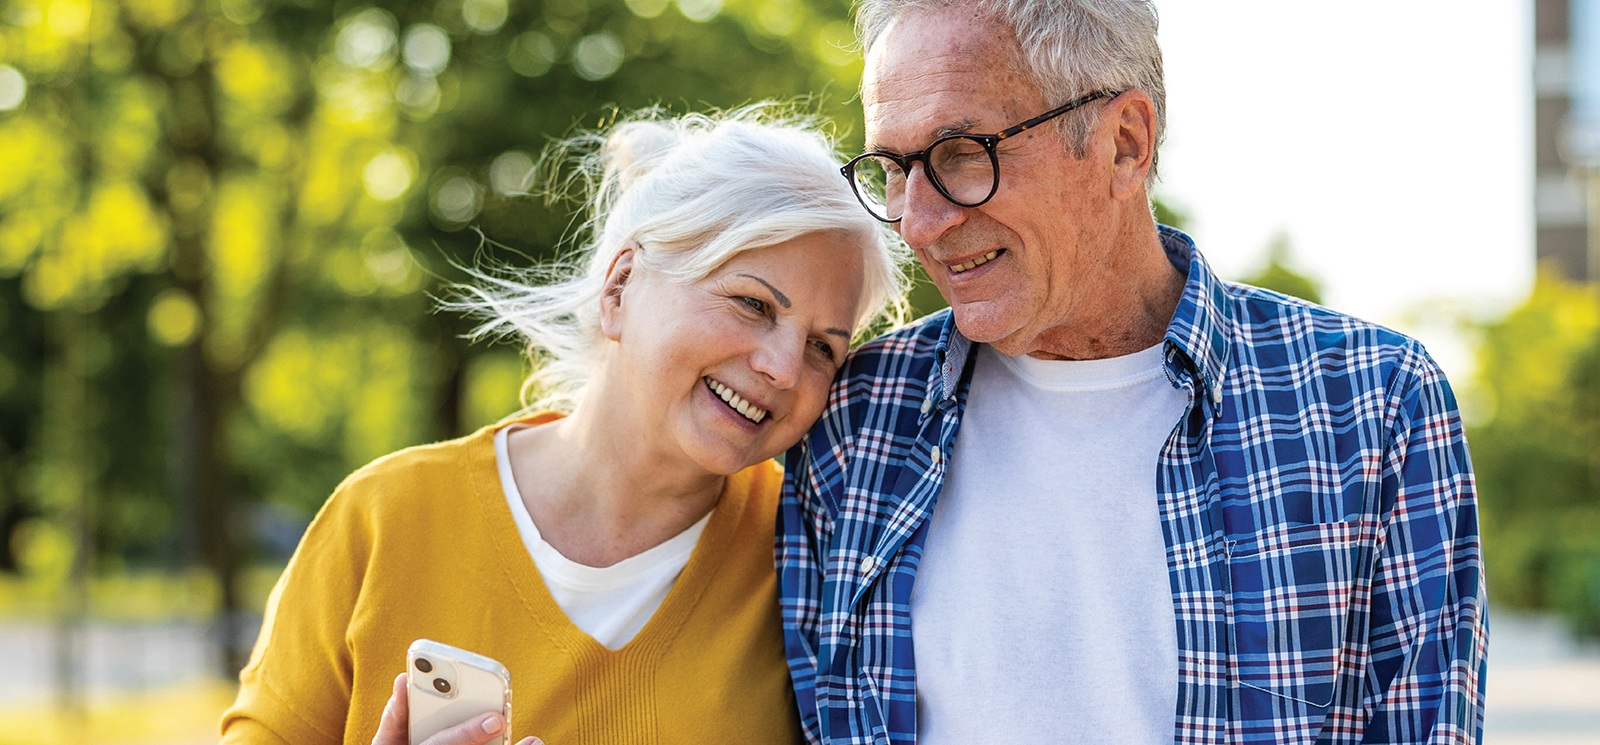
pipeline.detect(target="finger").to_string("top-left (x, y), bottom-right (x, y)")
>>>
top-left (514, 738), bottom-right (544, 745)
top-left (392, 673), bottom-right (410, 718)
top-left (421, 713), bottom-right (507, 745)
top-left (372, 674), bottom-right (411, 745)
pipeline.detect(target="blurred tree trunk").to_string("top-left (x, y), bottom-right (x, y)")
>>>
top-left (46, 312), bottom-right (91, 723)
top-left (130, 10), bottom-right (256, 673)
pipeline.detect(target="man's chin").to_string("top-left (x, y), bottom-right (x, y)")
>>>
top-left (948, 301), bottom-right (1024, 348)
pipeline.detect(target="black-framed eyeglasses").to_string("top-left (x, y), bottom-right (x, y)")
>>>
top-left (841, 90), bottom-right (1120, 223)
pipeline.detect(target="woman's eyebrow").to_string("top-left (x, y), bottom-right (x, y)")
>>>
top-left (735, 273), bottom-right (790, 308)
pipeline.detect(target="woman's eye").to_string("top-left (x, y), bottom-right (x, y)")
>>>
top-left (739, 296), bottom-right (766, 314)
top-left (810, 339), bottom-right (837, 358)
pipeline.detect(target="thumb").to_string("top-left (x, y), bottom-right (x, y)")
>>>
top-left (421, 713), bottom-right (507, 745)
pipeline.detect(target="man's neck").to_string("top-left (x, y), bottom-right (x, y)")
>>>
top-left (1017, 220), bottom-right (1185, 361)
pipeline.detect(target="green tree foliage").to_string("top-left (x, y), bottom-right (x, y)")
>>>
top-left (1238, 231), bottom-right (1322, 305)
top-left (0, 0), bottom-right (867, 671)
top-left (1470, 271), bottom-right (1600, 635)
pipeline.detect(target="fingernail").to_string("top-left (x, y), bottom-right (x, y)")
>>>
top-left (481, 715), bottom-right (504, 734)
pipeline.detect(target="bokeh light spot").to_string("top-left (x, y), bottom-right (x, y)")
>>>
top-left (572, 32), bottom-right (624, 81)
top-left (490, 151), bottom-right (534, 195)
top-left (462, 0), bottom-right (508, 34)
top-left (395, 73), bottom-right (441, 119)
top-left (363, 149), bottom-right (414, 202)
top-left (0, 66), bottom-right (27, 111)
top-left (756, 0), bottom-right (798, 37)
top-left (148, 288), bottom-right (200, 347)
top-left (47, 0), bottom-right (89, 39)
top-left (676, 0), bottom-right (722, 23)
top-left (508, 32), bottom-right (557, 77)
top-left (403, 24), bottom-right (451, 74)
top-left (625, 0), bottom-right (668, 19)
top-left (335, 9), bottom-right (398, 70)
top-left (431, 173), bottom-right (483, 225)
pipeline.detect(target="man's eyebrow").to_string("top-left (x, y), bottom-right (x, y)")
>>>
top-left (864, 117), bottom-right (981, 153)
top-left (931, 117), bottom-right (981, 139)
top-left (824, 327), bottom-right (852, 339)
top-left (736, 273), bottom-right (790, 308)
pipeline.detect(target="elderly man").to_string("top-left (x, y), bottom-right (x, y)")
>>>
top-left (776, 1), bottom-right (1488, 744)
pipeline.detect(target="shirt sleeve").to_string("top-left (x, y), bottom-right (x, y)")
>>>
top-left (1361, 348), bottom-right (1488, 744)
top-left (777, 433), bottom-right (837, 745)
top-left (220, 484), bottom-right (372, 745)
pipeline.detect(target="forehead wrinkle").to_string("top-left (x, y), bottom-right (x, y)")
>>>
top-left (863, 70), bottom-right (990, 152)
top-left (863, 19), bottom-right (1035, 153)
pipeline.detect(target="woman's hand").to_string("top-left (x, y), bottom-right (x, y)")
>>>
top-left (372, 673), bottom-right (543, 745)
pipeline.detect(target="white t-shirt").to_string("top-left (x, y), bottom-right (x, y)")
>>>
top-left (495, 425), bottom-right (710, 650)
top-left (911, 343), bottom-right (1186, 744)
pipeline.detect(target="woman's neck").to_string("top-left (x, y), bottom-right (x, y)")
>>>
top-left (504, 389), bottom-right (726, 568)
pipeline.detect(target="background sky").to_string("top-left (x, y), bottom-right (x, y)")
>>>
top-left (1154, 0), bottom-right (1533, 383)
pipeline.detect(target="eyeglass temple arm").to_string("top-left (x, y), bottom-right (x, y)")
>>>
top-left (994, 90), bottom-right (1120, 141)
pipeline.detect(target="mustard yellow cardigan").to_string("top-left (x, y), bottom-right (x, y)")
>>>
top-left (221, 415), bottom-right (801, 745)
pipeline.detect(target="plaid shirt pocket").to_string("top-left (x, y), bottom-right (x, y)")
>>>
top-left (1226, 520), bottom-right (1363, 740)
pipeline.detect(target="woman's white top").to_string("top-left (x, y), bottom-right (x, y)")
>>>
top-left (494, 425), bottom-right (710, 650)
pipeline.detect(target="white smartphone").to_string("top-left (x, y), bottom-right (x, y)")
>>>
top-left (407, 639), bottom-right (512, 745)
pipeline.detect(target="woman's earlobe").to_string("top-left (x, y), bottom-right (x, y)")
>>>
top-left (599, 241), bottom-right (639, 342)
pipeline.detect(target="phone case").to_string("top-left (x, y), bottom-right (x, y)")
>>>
top-left (407, 639), bottom-right (512, 745)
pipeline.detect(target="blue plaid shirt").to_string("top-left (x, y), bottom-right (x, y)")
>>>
top-left (777, 227), bottom-right (1488, 744)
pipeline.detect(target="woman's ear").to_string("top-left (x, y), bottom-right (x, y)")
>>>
top-left (598, 241), bottom-right (638, 342)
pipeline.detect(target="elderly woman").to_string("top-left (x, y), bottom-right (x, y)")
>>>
top-left (219, 108), bottom-right (905, 745)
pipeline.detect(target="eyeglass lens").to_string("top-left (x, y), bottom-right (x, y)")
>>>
top-left (851, 136), bottom-right (998, 221)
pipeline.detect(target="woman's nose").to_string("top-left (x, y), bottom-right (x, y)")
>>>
top-left (749, 331), bottom-right (804, 390)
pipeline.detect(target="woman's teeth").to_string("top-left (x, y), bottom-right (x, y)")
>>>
top-left (704, 377), bottom-right (768, 424)
top-left (951, 250), bottom-right (1000, 274)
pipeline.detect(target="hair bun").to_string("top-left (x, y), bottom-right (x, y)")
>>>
top-left (601, 119), bottom-right (685, 194)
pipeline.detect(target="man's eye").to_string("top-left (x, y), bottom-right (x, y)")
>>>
top-left (811, 339), bottom-right (836, 358)
top-left (740, 296), bottom-right (767, 314)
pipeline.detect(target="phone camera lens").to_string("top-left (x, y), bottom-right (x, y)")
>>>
top-left (433, 678), bottom-right (451, 694)
top-left (415, 658), bottom-right (433, 673)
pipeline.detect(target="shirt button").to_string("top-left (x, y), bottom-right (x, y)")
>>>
top-left (859, 556), bottom-right (876, 574)
top-left (930, 446), bottom-right (942, 465)
top-left (921, 397), bottom-right (932, 415)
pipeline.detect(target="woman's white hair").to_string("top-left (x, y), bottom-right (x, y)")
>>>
top-left (450, 105), bottom-right (909, 413)
top-left (856, 0), bottom-right (1165, 188)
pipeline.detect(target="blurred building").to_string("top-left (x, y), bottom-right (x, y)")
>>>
top-left (1541, 0), bottom-right (1600, 281)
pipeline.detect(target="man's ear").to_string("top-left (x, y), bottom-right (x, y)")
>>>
top-left (598, 241), bottom-right (638, 342)
top-left (1107, 91), bottom-right (1157, 201)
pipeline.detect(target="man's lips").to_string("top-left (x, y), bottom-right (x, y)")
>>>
top-left (946, 249), bottom-right (1003, 274)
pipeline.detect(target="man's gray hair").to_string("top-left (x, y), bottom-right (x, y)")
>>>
top-left (857, 0), bottom-right (1166, 187)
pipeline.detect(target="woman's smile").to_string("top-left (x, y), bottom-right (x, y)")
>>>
top-left (703, 376), bottom-right (770, 424)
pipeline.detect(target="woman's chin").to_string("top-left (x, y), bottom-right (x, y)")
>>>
top-left (683, 433), bottom-right (784, 476)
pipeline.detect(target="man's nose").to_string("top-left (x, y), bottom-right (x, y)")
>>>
top-left (896, 162), bottom-right (966, 249)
